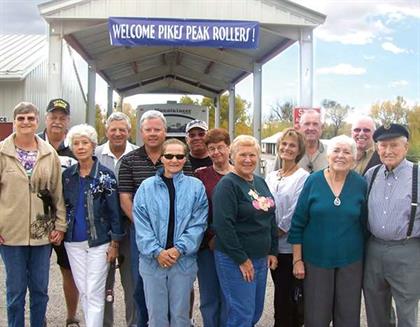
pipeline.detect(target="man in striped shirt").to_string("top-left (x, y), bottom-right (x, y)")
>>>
top-left (364, 123), bottom-right (420, 327)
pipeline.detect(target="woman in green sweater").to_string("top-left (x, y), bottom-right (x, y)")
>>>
top-left (288, 135), bottom-right (367, 327)
top-left (213, 135), bottom-right (278, 327)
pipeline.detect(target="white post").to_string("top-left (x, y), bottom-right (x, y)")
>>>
top-left (228, 84), bottom-right (235, 139)
top-left (86, 65), bottom-right (96, 125)
top-left (47, 23), bottom-right (63, 99)
top-left (253, 62), bottom-right (262, 175)
top-left (299, 28), bottom-right (313, 108)
top-left (107, 86), bottom-right (113, 118)
top-left (215, 95), bottom-right (221, 128)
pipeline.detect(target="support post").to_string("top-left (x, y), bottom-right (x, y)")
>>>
top-left (86, 64), bottom-right (96, 125)
top-left (47, 24), bottom-right (63, 100)
top-left (215, 94), bottom-right (221, 128)
top-left (107, 86), bottom-right (113, 118)
top-left (253, 62), bottom-right (263, 175)
top-left (228, 84), bottom-right (235, 139)
top-left (299, 28), bottom-right (313, 108)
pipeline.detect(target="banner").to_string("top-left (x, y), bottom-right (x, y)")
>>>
top-left (109, 17), bottom-right (259, 49)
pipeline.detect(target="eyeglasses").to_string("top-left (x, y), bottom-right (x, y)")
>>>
top-left (188, 131), bottom-right (206, 138)
top-left (208, 145), bottom-right (227, 153)
top-left (163, 153), bottom-right (186, 160)
top-left (16, 116), bottom-right (36, 122)
top-left (353, 128), bottom-right (371, 133)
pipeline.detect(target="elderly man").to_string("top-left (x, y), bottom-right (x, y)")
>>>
top-left (274, 109), bottom-right (327, 173)
top-left (95, 112), bottom-right (138, 327)
top-left (38, 98), bottom-right (79, 327)
top-left (351, 116), bottom-right (381, 175)
top-left (185, 119), bottom-right (212, 171)
top-left (364, 123), bottom-right (420, 327)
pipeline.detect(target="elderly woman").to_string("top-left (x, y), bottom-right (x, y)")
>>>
top-left (213, 135), bottom-right (277, 326)
top-left (133, 138), bottom-right (208, 327)
top-left (0, 102), bottom-right (66, 326)
top-left (62, 124), bottom-right (124, 327)
top-left (195, 128), bottom-right (233, 327)
top-left (265, 128), bottom-right (309, 327)
top-left (288, 135), bottom-right (367, 327)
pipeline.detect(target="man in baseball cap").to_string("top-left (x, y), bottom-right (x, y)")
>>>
top-left (46, 98), bottom-right (70, 115)
top-left (185, 120), bottom-right (212, 171)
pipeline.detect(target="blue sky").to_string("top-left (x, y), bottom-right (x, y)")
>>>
top-left (1, 0), bottom-right (419, 119)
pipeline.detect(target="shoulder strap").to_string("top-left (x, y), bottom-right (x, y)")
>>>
top-left (367, 164), bottom-right (382, 198)
top-left (407, 163), bottom-right (418, 237)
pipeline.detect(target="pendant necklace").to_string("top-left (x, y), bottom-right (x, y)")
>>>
top-left (327, 169), bottom-right (342, 207)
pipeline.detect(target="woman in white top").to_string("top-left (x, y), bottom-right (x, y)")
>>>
top-left (265, 128), bottom-right (309, 327)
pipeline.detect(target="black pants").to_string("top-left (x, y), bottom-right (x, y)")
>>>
top-left (270, 253), bottom-right (303, 327)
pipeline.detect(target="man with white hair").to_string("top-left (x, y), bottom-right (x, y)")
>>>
top-left (95, 112), bottom-right (138, 327)
top-left (351, 116), bottom-right (381, 175)
top-left (364, 123), bottom-right (420, 327)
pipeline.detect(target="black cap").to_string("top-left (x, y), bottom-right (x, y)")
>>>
top-left (373, 123), bottom-right (409, 142)
top-left (46, 98), bottom-right (70, 115)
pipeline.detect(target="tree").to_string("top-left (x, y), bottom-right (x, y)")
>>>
top-left (322, 99), bottom-right (352, 137)
top-left (95, 104), bottom-right (106, 143)
top-left (268, 100), bottom-right (294, 123)
top-left (121, 102), bottom-right (137, 142)
top-left (370, 96), bottom-right (409, 126)
top-left (407, 104), bottom-right (420, 161)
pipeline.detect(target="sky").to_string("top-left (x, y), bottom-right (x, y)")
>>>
top-left (0, 0), bottom-right (419, 119)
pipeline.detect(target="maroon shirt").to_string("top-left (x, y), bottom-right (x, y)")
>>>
top-left (195, 166), bottom-right (224, 249)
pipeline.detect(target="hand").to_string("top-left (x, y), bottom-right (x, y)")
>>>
top-left (107, 245), bottom-right (119, 263)
top-left (157, 249), bottom-right (177, 269)
top-left (0, 235), bottom-right (4, 245)
top-left (277, 228), bottom-right (286, 237)
top-left (293, 260), bottom-right (305, 280)
top-left (208, 236), bottom-right (216, 251)
top-left (239, 259), bottom-right (254, 282)
top-left (267, 255), bottom-right (278, 270)
top-left (49, 230), bottom-right (64, 245)
top-left (166, 247), bottom-right (181, 261)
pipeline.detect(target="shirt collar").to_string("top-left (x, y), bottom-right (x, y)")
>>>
top-left (102, 141), bottom-right (135, 159)
top-left (384, 158), bottom-right (409, 177)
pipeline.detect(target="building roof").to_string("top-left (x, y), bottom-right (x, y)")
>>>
top-left (262, 131), bottom-right (282, 144)
top-left (39, 0), bottom-right (325, 98)
top-left (0, 34), bottom-right (47, 81)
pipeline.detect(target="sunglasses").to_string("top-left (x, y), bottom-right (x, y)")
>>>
top-left (188, 131), bottom-right (206, 138)
top-left (163, 153), bottom-right (186, 160)
top-left (353, 128), bottom-right (371, 133)
top-left (16, 116), bottom-right (36, 122)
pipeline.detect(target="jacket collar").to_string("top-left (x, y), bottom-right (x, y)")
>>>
top-left (0, 133), bottom-right (54, 158)
top-left (70, 156), bottom-right (100, 179)
top-left (156, 167), bottom-right (185, 183)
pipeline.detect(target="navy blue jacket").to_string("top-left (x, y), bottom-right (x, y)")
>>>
top-left (62, 157), bottom-right (124, 247)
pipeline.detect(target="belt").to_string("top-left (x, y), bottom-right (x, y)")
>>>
top-left (371, 236), bottom-right (419, 245)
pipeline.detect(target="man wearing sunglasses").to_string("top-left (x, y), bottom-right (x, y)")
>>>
top-left (185, 120), bottom-right (212, 171)
top-left (351, 116), bottom-right (381, 175)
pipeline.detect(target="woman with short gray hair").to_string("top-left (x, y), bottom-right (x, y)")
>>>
top-left (62, 124), bottom-right (124, 327)
top-left (288, 134), bottom-right (367, 326)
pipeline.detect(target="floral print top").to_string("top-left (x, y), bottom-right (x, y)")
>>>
top-left (16, 148), bottom-right (38, 176)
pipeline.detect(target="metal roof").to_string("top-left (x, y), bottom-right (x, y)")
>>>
top-left (39, 0), bottom-right (326, 98)
top-left (0, 34), bottom-right (47, 81)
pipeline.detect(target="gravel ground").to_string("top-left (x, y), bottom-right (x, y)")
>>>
top-left (0, 252), bottom-right (376, 327)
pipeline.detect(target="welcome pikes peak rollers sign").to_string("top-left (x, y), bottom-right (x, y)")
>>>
top-left (109, 17), bottom-right (259, 49)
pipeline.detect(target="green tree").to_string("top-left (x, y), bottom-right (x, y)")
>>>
top-left (121, 102), bottom-right (137, 142)
top-left (322, 99), bottom-right (352, 137)
top-left (407, 104), bottom-right (420, 161)
top-left (370, 96), bottom-right (409, 125)
top-left (95, 104), bottom-right (106, 143)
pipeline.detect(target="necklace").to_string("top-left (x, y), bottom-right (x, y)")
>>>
top-left (326, 169), bottom-right (343, 207)
top-left (278, 163), bottom-right (298, 180)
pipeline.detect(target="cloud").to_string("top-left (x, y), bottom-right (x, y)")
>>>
top-left (382, 42), bottom-right (408, 54)
top-left (363, 55), bottom-right (375, 60)
top-left (292, 0), bottom-right (420, 45)
top-left (316, 64), bottom-right (366, 75)
top-left (388, 80), bottom-right (409, 88)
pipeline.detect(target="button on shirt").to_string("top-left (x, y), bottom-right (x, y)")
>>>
top-left (366, 159), bottom-right (420, 241)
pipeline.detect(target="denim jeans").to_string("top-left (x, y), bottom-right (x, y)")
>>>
top-left (197, 248), bottom-right (227, 327)
top-left (0, 244), bottom-right (52, 327)
top-left (214, 250), bottom-right (268, 327)
top-left (130, 225), bottom-right (149, 327)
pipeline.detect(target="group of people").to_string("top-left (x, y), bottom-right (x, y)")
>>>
top-left (0, 100), bottom-right (418, 327)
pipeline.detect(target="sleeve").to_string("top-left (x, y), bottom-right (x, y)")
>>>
top-left (51, 151), bottom-right (67, 232)
top-left (287, 178), bottom-right (311, 244)
top-left (133, 182), bottom-right (164, 258)
top-left (359, 177), bottom-right (370, 240)
top-left (280, 173), bottom-right (308, 233)
top-left (105, 171), bottom-right (125, 241)
top-left (270, 210), bottom-right (278, 255)
top-left (174, 181), bottom-right (208, 255)
top-left (213, 178), bottom-right (249, 264)
top-left (118, 155), bottom-right (134, 194)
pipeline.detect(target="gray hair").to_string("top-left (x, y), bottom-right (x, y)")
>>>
top-left (230, 135), bottom-right (261, 158)
top-left (299, 109), bottom-right (322, 125)
top-left (351, 116), bottom-right (376, 131)
top-left (105, 112), bottom-right (131, 130)
top-left (140, 110), bottom-right (167, 130)
top-left (13, 102), bottom-right (39, 119)
top-left (66, 124), bottom-right (98, 150)
top-left (327, 135), bottom-right (357, 160)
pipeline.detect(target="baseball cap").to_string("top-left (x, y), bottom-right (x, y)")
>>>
top-left (186, 120), bottom-right (208, 133)
top-left (46, 98), bottom-right (70, 115)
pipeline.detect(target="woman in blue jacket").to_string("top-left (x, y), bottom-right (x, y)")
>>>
top-left (62, 124), bottom-right (124, 327)
top-left (133, 138), bottom-right (208, 327)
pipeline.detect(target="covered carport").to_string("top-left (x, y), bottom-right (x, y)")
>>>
top-left (39, 0), bottom-right (325, 142)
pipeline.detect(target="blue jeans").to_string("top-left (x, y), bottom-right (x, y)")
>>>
top-left (130, 225), bottom-right (149, 327)
top-left (0, 244), bottom-right (52, 327)
top-left (197, 248), bottom-right (227, 327)
top-left (214, 250), bottom-right (268, 327)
